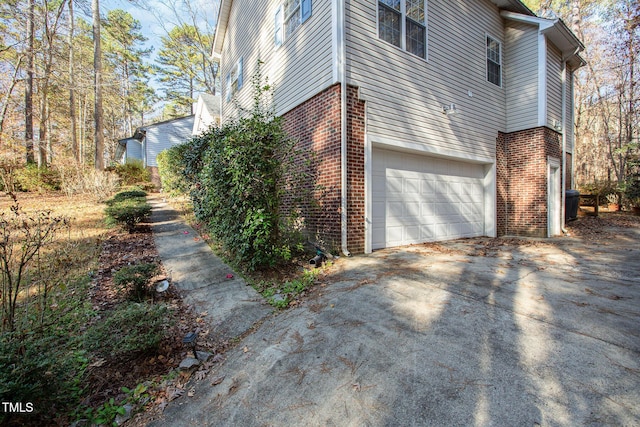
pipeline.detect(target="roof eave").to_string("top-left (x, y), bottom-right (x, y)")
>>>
top-left (212, 0), bottom-right (231, 56)
top-left (501, 11), bottom-right (584, 60)
top-left (489, 0), bottom-right (535, 16)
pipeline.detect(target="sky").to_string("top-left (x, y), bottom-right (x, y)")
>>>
top-left (105, 0), bottom-right (219, 61)
top-left (85, 0), bottom-right (220, 115)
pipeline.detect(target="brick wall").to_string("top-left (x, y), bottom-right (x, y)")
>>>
top-left (346, 86), bottom-right (365, 253)
top-left (496, 133), bottom-right (508, 237)
top-left (496, 127), bottom-right (563, 237)
top-left (281, 84), bottom-right (366, 253)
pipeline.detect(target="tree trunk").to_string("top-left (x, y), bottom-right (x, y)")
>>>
top-left (38, 93), bottom-right (48, 168)
top-left (69, 0), bottom-right (78, 163)
top-left (25, 0), bottom-right (35, 164)
top-left (93, 0), bottom-right (105, 170)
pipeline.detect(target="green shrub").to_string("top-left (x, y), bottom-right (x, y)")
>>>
top-left (157, 145), bottom-right (190, 196)
top-left (187, 62), bottom-right (309, 270)
top-left (84, 302), bottom-right (170, 359)
top-left (0, 277), bottom-right (93, 425)
top-left (109, 160), bottom-right (150, 186)
top-left (14, 164), bottom-right (61, 192)
top-left (0, 333), bottom-right (89, 424)
top-left (105, 198), bottom-right (151, 233)
top-left (623, 178), bottom-right (640, 207)
top-left (107, 189), bottom-right (148, 205)
top-left (113, 263), bottom-right (158, 302)
top-left (579, 180), bottom-right (617, 199)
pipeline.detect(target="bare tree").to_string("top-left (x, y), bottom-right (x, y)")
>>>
top-left (25, 0), bottom-right (35, 164)
top-left (0, 56), bottom-right (23, 147)
top-left (93, 0), bottom-right (104, 170)
top-left (36, 0), bottom-right (66, 168)
top-left (68, 0), bottom-right (78, 162)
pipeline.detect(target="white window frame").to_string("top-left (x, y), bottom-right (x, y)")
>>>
top-left (225, 57), bottom-right (243, 102)
top-left (275, 0), bottom-right (312, 47)
top-left (377, 0), bottom-right (428, 60)
top-left (486, 34), bottom-right (502, 87)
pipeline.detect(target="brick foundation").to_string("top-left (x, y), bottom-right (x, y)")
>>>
top-left (281, 84), bottom-right (365, 253)
top-left (497, 127), bottom-right (563, 237)
top-left (346, 86), bottom-right (366, 253)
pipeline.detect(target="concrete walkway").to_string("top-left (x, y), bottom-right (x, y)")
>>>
top-left (148, 195), bottom-right (272, 344)
top-left (148, 218), bottom-right (640, 426)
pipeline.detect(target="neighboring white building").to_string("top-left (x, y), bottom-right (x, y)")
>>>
top-left (213, 0), bottom-right (584, 253)
top-left (192, 93), bottom-right (222, 135)
top-left (117, 115), bottom-right (195, 168)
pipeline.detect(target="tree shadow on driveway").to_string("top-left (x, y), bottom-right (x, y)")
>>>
top-left (151, 231), bottom-right (640, 427)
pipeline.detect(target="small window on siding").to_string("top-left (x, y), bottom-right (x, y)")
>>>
top-left (486, 35), bottom-right (502, 87)
top-left (275, 0), bottom-right (312, 47)
top-left (378, 0), bottom-right (426, 59)
top-left (225, 57), bottom-right (243, 102)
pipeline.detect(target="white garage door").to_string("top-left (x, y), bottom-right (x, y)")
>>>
top-left (372, 148), bottom-right (486, 249)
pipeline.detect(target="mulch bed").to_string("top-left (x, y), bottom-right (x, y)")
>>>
top-left (85, 223), bottom-right (217, 419)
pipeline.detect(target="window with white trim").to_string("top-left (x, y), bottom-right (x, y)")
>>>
top-left (225, 57), bottom-right (243, 102)
top-left (486, 35), bottom-right (502, 87)
top-left (378, 0), bottom-right (426, 59)
top-left (275, 0), bottom-right (312, 47)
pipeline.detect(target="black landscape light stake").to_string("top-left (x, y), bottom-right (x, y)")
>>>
top-left (183, 332), bottom-right (198, 358)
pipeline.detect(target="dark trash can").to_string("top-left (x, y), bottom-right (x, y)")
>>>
top-left (565, 189), bottom-right (579, 221)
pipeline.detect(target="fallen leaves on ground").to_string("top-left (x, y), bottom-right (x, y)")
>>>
top-left (88, 223), bottom-right (221, 424)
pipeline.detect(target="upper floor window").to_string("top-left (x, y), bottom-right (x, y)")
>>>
top-left (226, 57), bottom-right (243, 102)
top-left (378, 0), bottom-right (426, 59)
top-left (486, 35), bottom-right (502, 87)
top-left (275, 0), bottom-right (312, 47)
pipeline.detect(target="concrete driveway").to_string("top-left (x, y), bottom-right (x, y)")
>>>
top-left (152, 227), bottom-right (640, 426)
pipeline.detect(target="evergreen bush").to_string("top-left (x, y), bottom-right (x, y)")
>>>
top-left (104, 190), bottom-right (151, 233)
top-left (109, 160), bottom-right (150, 186)
top-left (113, 263), bottom-right (158, 301)
top-left (182, 62), bottom-right (309, 269)
top-left (157, 144), bottom-right (190, 195)
top-left (14, 164), bottom-right (61, 192)
top-left (83, 302), bottom-right (170, 359)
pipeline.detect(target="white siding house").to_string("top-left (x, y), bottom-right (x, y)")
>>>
top-left (192, 93), bottom-right (221, 135)
top-left (118, 116), bottom-right (195, 168)
top-left (213, 0), bottom-right (584, 253)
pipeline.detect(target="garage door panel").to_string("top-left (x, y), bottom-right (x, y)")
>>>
top-left (420, 202), bottom-right (435, 218)
top-left (388, 201), bottom-right (404, 219)
top-left (421, 179), bottom-right (436, 195)
top-left (405, 178), bottom-right (420, 194)
top-left (387, 226), bottom-right (403, 245)
top-left (386, 177), bottom-right (403, 194)
top-left (406, 202), bottom-right (420, 218)
top-left (372, 148), bottom-right (487, 249)
top-left (420, 224), bottom-right (435, 240)
top-left (461, 203), bottom-right (482, 216)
